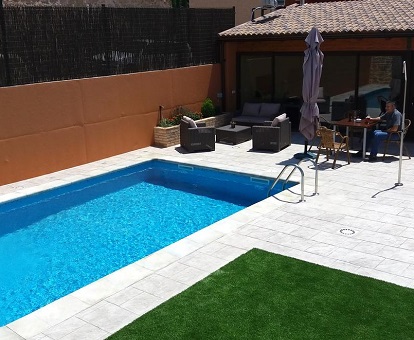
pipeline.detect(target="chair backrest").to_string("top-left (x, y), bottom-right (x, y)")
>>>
top-left (180, 119), bottom-right (190, 129)
top-left (403, 119), bottom-right (411, 137)
top-left (377, 95), bottom-right (387, 113)
top-left (317, 126), bottom-right (335, 148)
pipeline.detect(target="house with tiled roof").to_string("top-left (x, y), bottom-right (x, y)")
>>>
top-left (218, 0), bottom-right (414, 135)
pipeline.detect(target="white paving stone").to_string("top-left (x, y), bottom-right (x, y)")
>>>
top-left (375, 258), bottom-right (411, 276)
top-left (132, 274), bottom-right (188, 299)
top-left (199, 244), bottom-right (248, 261)
top-left (42, 318), bottom-right (87, 340)
top-left (8, 313), bottom-right (51, 339)
top-left (158, 262), bottom-right (210, 285)
top-left (120, 291), bottom-right (163, 316)
top-left (0, 327), bottom-right (25, 340)
top-left (178, 252), bottom-right (229, 272)
top-left (59, 323), bottom-right (108, 340)
top-left (105, 287), bottom-right (145, 306)
top-left (401, 265), bottom-right (414, 280)
top-left (77, 301), bottom-right (137, 334)
top-left (29, 296), bottom-right (88, 329)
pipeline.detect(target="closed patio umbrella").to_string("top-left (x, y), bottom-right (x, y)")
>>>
top-left (295, 27), bottom-right (324, 159)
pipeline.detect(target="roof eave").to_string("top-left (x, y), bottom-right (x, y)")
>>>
top-left (218, 31), bottom-right (414, 42)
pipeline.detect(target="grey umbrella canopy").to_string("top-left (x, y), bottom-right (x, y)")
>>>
top-left (299, 27), bottom-right (324, 142)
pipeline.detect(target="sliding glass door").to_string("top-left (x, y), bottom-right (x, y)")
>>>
top-left (239, 55), bottom-right (273, 105)
top-left (238, 52), bottom-right (404, 121)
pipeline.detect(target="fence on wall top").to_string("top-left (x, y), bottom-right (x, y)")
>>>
top-left (0, 6), bottom-right (235, 87)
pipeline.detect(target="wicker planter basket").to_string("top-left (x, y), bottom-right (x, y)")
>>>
top-left (153, 124), bottom-right (180, 148)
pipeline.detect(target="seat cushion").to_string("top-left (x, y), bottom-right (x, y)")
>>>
top-left (182, 115), bottom-right (197, 128)
top-left (259, 103), bottom-right (281, 117)
top-left (242, 103), bottom-right (261, 116)
top-left (271, 113), bottom-right (287, 127)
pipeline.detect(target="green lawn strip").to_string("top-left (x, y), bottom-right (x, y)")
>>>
top-left (108, 248), bottom-right (414, 340)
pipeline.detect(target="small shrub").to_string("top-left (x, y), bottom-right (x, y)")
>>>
top-left (158, 117), bottom-right (174, 127)
top-left (201, 98), bottom-right (215, 118)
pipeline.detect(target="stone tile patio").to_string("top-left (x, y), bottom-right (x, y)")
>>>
top-left (1, 132), bottom-right (414, 340)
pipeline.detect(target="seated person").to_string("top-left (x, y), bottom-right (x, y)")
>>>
top-left (353, 101), bottom-right (402, 161)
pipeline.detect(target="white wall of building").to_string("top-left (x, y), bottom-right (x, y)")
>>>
top-left (190, 0), bottom-right (260, 25)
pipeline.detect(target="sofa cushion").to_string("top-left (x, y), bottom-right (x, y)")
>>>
top-left (183, 115), bottom-right (197, 128)
top-left (233, 115), bottom-right (270, 125)
top-left (259, 103), bottom-right (281, 117)
top-left (233, 115), bottom-right (263, 124)
top-left (242, 103), bottom-right (261, 116)
top-left (271, 113), bottom-right (287, 127)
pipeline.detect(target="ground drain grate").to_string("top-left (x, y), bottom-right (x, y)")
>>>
top-left (340, 228), bottom-right (355, 235)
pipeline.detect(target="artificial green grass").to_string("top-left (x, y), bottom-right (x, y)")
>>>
top-left (108, 249), bottom-right (414, 340)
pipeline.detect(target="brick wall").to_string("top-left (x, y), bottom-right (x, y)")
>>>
top-left (368, 56), bottom-right (393, 84)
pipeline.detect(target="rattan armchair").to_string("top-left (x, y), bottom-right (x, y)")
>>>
top-left (180, 120), bottom-right (215, 152)
top-left (252, 118), bottom-right (291, 152)
top-left (308, 116), bottom-right (331, 152)
top-left (382, 119), bottom-right (411, 160)
top-left (315, 126), bottom-right (350, 168)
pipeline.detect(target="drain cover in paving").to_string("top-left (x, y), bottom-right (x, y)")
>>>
top-left (340, 228), bottom-right (355, 235)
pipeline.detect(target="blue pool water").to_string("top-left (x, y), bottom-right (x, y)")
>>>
top-left (0, 159), bottom-right (295, 326)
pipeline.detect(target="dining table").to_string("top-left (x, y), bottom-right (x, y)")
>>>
top-left (331, 118), bottom-right (378, 159)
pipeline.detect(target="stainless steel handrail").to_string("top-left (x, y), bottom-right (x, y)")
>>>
top-left (267, 164), bottom-right (305, 202)
top-left (267, 158), bottom-right (319, 202)
top-left (282, 158), bottom-right (318, 195)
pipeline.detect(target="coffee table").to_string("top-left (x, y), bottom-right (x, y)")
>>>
top-left (216, 125), bottom-right (251, 145)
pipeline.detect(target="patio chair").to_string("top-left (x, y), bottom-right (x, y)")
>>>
top-left (308, 115), bottom-right (331, 152)
top-left (180, 119), bottom-right (216, 152)
top-left (251, 117), bottom-right (291, 152)
top-left (315, 126), bottom-right (350, 169)
top-left (382, 119), bottom-right (411, 160)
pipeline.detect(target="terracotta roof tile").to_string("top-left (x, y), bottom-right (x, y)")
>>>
top-left (219, 0), bottom-right (414, 38)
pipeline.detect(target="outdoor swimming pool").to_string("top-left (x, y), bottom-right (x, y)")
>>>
top-left (0, 159), bottom-right (295, 326)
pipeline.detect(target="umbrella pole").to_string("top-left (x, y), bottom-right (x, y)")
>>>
top-left (396, 61), bottom-right (407, 186)
top-left (294, 138), bottom-right (316, 160)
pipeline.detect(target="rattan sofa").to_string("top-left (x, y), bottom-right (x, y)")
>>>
top-left (232, 102), bottom-right (281, 126)
top-left (180, 119), bottom-right (215, 152)
top-left (251, 118), bottom-right (291, 152)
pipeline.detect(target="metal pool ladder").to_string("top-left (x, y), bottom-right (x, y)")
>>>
top-left (267, 158), bottom-right (319, 202)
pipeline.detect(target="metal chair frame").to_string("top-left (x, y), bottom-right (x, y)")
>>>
top-left (315, 126), bottom-right (350, 169)
top-left (382, 119), bottom-right (411, 160)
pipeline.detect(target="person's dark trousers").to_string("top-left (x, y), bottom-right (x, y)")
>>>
top-left (365, 129), bottom-right (374, 151)
top-left (369, 130), bottom-right (389, 157)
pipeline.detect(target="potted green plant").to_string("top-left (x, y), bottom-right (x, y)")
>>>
top-left (200, 97), bottom-right (233, 128)
top-left (201, 98), bottom-right (216, 118)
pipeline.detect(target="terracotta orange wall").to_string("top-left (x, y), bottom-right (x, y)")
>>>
top-left (0, 64), bottom-right (221, 185)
